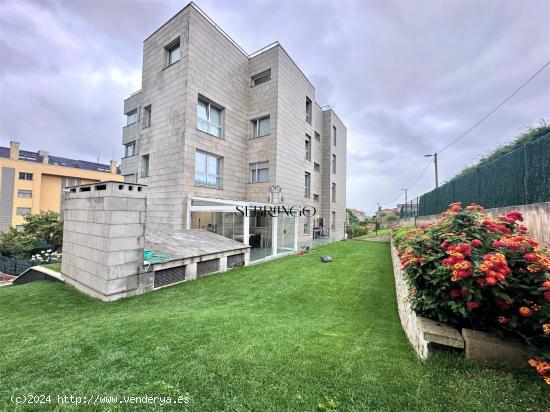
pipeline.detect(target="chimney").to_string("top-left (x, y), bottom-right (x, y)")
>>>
top-left (9, 141), bottom-right (20, 160)
top-left (110, 160), bottom-right (117, 174)
top-left (38, 150), bottom-right (49, 164)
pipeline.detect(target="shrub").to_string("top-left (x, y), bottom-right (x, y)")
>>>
top-left (347, 224), bottom-right (369, 238)
top-left (393, 203), bottom-right (550, 351)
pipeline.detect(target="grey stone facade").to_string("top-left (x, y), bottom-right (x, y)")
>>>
top-left (121, 3), bottom-right (347, 245)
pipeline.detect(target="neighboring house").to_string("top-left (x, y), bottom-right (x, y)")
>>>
top-left (120, 2), bottom-right (347, 262)
top-left (0, 141), bottom-right (122, 231)
top-left (347, 208), bottom-right (368, 223)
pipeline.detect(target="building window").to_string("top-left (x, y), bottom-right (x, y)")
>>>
top-left (306, 97), bottom-right (312, 124)
top-left (126, 110), bottom-right (138, 126)
top-left (143, 105), bottom-right (151, 128)
top-left (17, 189), bottom-right (32, 198)
top-left (195, 151), bottom-right (221, 189)
top-left (15, 225), bottom-right (24, 232)
top-left (124, 142), bottom-right (136, 157)
top-left (313, 194), bottom-right (319, 202)
top-left (250, 161), bottom-right (269, 183)
top-left (250, 116), bottom-right (270, 138)
top-left (314, 131), bottom-right (320, 142)
top-left (197, 97), bottom-right (223, 138)
top-left (304, 215), bottom-right (310, 235)
top-left (251, 69), bottom-right (271, 86)
top-left (304, 172), bottom-right (311, 198)
top-left (165, 38), bottom-right (181, 66)
top-left (305, 135), bottom-right (311, 161)
top-left (16, 207), bottom-right (31, 216)
top-left (332, 154), bottom-right (336, 174)
top-left (19, 172), bottom-right (33, 180)
top-left (314, 162), bottom-right (320, 172)
top-left (332, 125), bottom-right (337, 146)
top-left (332, 183), bottom-right (336, 202)
top-left (141, 154), bottom-right (150, 178)
top-left (331, 211), bottom-right (336, 230)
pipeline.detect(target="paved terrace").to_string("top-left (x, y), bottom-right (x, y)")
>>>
top-left (145, 229), bottom-right (249, 261)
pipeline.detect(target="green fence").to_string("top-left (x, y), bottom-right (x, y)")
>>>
top-left (0, 255), bottom-right (36, 276)
top-left (419, 133), bottom-right (550, 216)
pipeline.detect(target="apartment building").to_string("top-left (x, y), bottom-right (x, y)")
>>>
top-left (0, 141), bottom-right (122, 231)
top-left (121, 2), bottom-right (347, 261)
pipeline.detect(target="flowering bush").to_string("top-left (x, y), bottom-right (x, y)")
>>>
top-left (393, 203), bottom-right (550, 359)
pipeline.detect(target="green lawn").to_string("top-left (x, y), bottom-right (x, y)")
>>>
top-left (355, 228), bottom-right (391, 239)
top-left (1, 241), bottom-right (547, 411)
top-left (40, 262), bottom-right (61, 272)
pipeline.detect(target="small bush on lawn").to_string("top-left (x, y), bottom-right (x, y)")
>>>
top-left (393, 203), bottom-right (550, 380)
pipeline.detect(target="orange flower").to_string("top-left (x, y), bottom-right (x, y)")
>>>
top-left (519, 306), bottom-right (533, 317)
top-left (543, 324), bottom-right (550, 335)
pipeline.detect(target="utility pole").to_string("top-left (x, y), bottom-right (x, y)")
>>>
top-left (424, 153), bottom-right (439, 188)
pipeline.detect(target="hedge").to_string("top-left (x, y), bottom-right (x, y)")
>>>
top-left (419, 132), bottom-right (550, 216)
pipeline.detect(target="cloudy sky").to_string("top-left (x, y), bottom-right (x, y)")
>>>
top-left (1, 0), bottom-right (549, 213)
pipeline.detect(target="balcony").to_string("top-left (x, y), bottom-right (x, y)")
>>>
top-left (122, 122), bottom-right (139, 145)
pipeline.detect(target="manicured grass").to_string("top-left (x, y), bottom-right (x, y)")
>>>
top-left (1, 241), bottom-right (547, 411)
top-left (356, 228), bottom-right (391, 239)
top-left (40, 262), bottom-right (61, 272)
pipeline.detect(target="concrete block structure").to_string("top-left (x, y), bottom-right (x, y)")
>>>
top-left (61, 181), bottom-right (148, 301)
top-left (121, 2), bottom-right (347, 261)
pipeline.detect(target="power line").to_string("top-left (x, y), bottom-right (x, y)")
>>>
top-left (381, 159), bottom-right (432, 207)
top-left (377, 58), bottom-right (550, 211)
top-left (438, 58), bottom-right (550, 153)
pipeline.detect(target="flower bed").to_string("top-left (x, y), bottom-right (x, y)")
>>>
top-left (393, 203), bottom-right (550, 383)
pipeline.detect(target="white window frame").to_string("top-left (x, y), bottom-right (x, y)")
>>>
top-left (126, 110), bottom-right (138, 126)
top-left (249, 161), bottom-right (269, 183)
top-left (166, 38), bottom-right (181, 66)
top-left (314, 162), bottom-right (320, 172)
top-left (314, 131), bottom-right (321, 142)
top-left (332, 154), bottom-right (336, 174)
top-left (306, 97), bottom-right (312, 124)
top-left (197, 97), bottom-right (223, 138)
top-left (195, 151), bottom-right (222, 189)
top-left (17, 189), bottom-right (32, 198)
top-left (19, 172), bottom-right (33, 181)
top-left (124, 142), bottom-right (136, 158)
top-left (304, 172), bottom-right (311, 198)
top-left (250, 116), bottom-right (270, 138)
top-left (332, 183), bottom-right (336, 203)
top-left (313, 194), bottom-right (320, 202)
top-left (305, 135), bottom-right (311, 161)
top-left (143, 105), bottom-right (151, 128)
top-left (332, 125), bottom-right (337, 146)
top-left (16, 207), bottom-right (31, 216)
top-left (141, 154), bottom-right (150, 178)
top-left (331, 211), bottom-right (336, 230)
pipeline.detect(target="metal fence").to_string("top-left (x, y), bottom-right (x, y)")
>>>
top-left (0, 255), bottom-right (37, 276)
top-left (418, 133), bottom-right (550, 216)
top-left (399, 199), bottom-right (419, 219)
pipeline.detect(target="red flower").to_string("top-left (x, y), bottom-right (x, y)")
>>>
top-left (523, 253), bottom-right (538, 262)
top-left (460, 287), bottom-right (469, 297)
top-left (466, 301), bottom-right (480, 309)
top-left (496, 300), bottom-right (511, 310)
top-left (449, 202), bottom-right (462, 213)
top-left (519, 225), bottom-right (528, 234)
top-left (519, 306), bottom-right (533, 317)
top-left (544, 291), bottom-right (550, 302)
top-left (485, 276), bottom-right (497, 286)
top-left (492, 241), bottom-right (503, 248)
top-left (471, 239), bottom-right (482, 247)
top-left (506, 210), bottom-right (523, 222)
top-left (498, 316), bottom-right (508, 324)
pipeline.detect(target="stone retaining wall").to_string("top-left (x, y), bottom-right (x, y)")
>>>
top-left (390, 241), bottom-right (429, 359)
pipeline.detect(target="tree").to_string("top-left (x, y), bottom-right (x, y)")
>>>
top-left (21, 211), bottom-right (63, 247)
top-left (0, 229), bottom-right (35, 259)
top-left (0, 211), bottom-right (63, 258)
